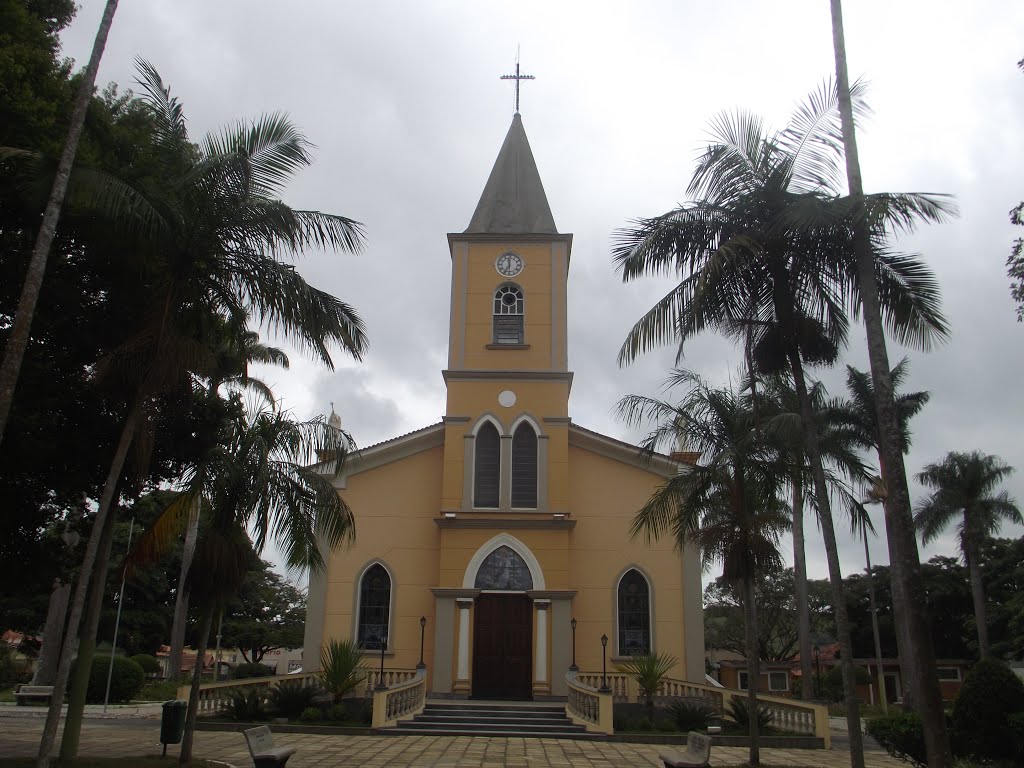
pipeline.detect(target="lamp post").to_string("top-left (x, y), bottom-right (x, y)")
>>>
top-left (376, 633), bottom-right (388, 690)
top-left (569, 618), bottom-right (578, 672)
top-left (813, 644), bottom-right (821, 688)
top-left (417, 616), bottom-right (427, 670)
top-left (599, 634), bottom-right (611, 693)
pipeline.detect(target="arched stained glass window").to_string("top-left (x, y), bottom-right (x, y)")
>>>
top-left (357, 564), bottom-right (391, 650)
top-left (617, 569), bottom-right (651, 655)
top-left (474, 421), bottom-right (500, 508)
top-left (493, 284), bottom-right (524, 344)
top-left (511, 422), bottom-right (538, 508)
top-left (474, 545), bottom-right (533, 590)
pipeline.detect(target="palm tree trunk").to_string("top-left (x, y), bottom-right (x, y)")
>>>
top-left (168, 496), bottom-right (201, 681)
top-left (829, 4), bottom-right (951, 765)
top-left (864, 535), bottom-right (888, 714)
top-left (964, 537), bottom-right (990, 657)
top-left (179, 602), bottom-right (215, 764)
top-left (877, 463), bottom-right (915, 707)
top-left (32, 580), bottom-right (71, 686)
top-left (60, 504), bottom-right (119, 760)
top-left (792, 480), bottom-right (815, 700)
top-left (0, 0), bottom-right (120, 447)
top-left (741, 574), bottom-right (761, 767)
top-left (36, 394), bottom-right (143, 768)
top-left (786, 351), bottom-right (865, 768)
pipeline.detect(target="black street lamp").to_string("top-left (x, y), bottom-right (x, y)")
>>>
top-left (569, 617), bottom-right (578, 672)
top-left (417, 616), bottom-right (427, 670)
top-left (599, 634), bottom-right (611, 693)
top-left (376, 633), bottom-right (388, 690)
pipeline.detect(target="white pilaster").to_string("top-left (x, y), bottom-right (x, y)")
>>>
top-left (456, 599), bottom-right (472, 686)
top-left (534, 600), bottom-right (550, 694)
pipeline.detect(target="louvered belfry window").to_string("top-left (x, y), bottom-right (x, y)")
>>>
top-left (510, 422), bottom-right (538, 508)
top-left (493, 284), bottom-right (524, 344)
top-left (474, 422), bottom-right (500, 508)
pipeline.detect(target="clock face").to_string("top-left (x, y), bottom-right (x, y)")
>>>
top-left (495, 252), bottom-right (524, 277)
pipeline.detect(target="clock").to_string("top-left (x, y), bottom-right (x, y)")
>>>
top-left (495, 252), bottom-right (524, 277)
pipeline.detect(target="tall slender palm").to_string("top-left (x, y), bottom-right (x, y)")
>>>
top-left (915, 452), bottom-right (1022, 658)
top-left (37, 61), bottom-right (368, 764)
top-left (0, 0), bottom-right (120, 454)
top-left (619, 372), bottom-right (789, 767)
top-left (828, 4), bottom-right (952, 763)
top-left (843, 358), bottom-right (929, 702)
top-left (614, 83), bottom-right (950, 766)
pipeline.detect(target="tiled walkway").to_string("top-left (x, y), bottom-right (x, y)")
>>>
top-left (0, 719), bottom-right (906, 767)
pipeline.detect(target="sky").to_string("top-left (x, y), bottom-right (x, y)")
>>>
top-left (58, 1), bottom-right (1024, 588)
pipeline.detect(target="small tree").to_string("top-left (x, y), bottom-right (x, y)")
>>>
top-left (318, 639), bottom-right (366, 703)
top-left (950, 658), bottom-right (1024, 764)
top-left (615, 651), bottom-right (676, 723)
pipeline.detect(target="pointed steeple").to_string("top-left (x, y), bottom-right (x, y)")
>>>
top-left (465, 113), bottom-right (557, 235)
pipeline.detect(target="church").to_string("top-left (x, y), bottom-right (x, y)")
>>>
top-left (302, 109), bottom-right (705, 699)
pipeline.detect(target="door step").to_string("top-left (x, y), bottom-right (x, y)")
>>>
top-left (387, 701), bottom-right (597, 739)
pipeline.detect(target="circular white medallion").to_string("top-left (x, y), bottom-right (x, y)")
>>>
top-left (498, 390), bottom-right (517, 408)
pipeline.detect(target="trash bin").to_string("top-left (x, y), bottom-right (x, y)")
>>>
top-left (160, 700), bottom-right (187, 755)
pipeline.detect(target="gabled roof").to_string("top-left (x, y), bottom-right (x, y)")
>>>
top-left (568, 422), bottom-right (682, 478)
top-left (465, 113), bottom-right (558, 235)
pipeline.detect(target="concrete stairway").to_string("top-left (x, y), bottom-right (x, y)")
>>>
top-left (391, 700), bottom-right (594, 739)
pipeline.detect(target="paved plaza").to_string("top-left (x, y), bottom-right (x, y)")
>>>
top-left (0, 716), bottom-right (906, 768)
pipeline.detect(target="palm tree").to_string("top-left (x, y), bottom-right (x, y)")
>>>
top-left (843, 358), bottom-right (929, 704)
top-left (132, 403), bottom-right (356, 762)
top-left (0, 0), bottom-right (120, 455)
top-left (614, 83), bottom-right (950, 767)
top-left (915, 452), bottom-right (1022, 658)
top-left (828, 4), bottom-right (953, 763)
top-left (619, 372), bottom-right (789, 767)
top-left (37, 61), bottom-right (368, 764)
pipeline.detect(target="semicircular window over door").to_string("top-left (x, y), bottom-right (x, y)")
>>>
top-left (474, 545), bottom-right (534, 590)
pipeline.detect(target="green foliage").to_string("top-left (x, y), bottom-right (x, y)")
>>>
top-left (0, 643), bottom-right (29, 687)
top-left (318, 639), bottom-right (366, 702)
top-left (329, 699), bottom-right (371, 725)
top-left (230, 662), bottom-right (275, 680)
top-left (269, 681), bottom-right (318, 719)
top-left (951, 658), bottom-right (1024, 765)
top-left (665, 699), bottom-right (715, 732)
top-left (85, 655), bottom-right (145, 704)
top-left (726, 698), bottom-right (774, 731)
top-left (866, 712), bottom-right (927, 768)
top-left (227, 689), bottom-right (266, 722)
top-left (221, 560), bottom-right (306, 665)
top-left (130, 654), bottom-right (160, 674)
top-left (138, 680), bottom-right (179, 701)
top-left (299, 706), bottom-right (322, 723)
top-left (615, 651), bottom-right (677, 702)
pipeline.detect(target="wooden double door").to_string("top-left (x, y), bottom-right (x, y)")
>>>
top-left (472, 594), bottom-right (533, 700)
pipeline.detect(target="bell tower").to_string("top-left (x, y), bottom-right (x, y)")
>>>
top-left (440, 113), bottom-right (573, 516)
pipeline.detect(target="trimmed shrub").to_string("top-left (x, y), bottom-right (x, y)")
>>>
top-left (951, 658), bottom-right (1024, 766)
top-left (666, 699), bottom-right (715, 732)
top-left (231, 662), bottom-right (276, 680)
top-left (330, 698), bottom-right (371, 725)
top-left (130, 654), bottom-right (160, 675)
top-left (866, 712), bottom-right (927, 768)
top-left (85, 655), bottom-right (145, 704)
top-left (726, 697), bottom-right (774, 731)
top-left (300, 706), bottom-right (322, 723)
top-left (270, 682), bottom-right (319, 719)
top-left (228, 689), bottom-right (266, 721)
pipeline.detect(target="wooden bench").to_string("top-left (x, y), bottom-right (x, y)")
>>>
top-left (243, 726), bottom-right (297, 768)
top-left (14, 685), bottom-right (54, 706)
top-left (659, 731), bottom-right (712, 768)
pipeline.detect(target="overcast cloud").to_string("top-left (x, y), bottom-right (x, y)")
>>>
top-left (58, 1), bottom-right (1024, 587)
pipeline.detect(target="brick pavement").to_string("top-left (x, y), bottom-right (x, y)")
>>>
top-left (0, 719), bottom-right (906, 767)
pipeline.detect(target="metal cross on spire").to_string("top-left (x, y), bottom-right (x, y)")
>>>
top-left (500, 48), bottom-right (535, 114)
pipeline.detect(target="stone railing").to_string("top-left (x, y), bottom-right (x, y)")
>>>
top-left (565, 672), bottom-right (614, 734)
top-left (176, 673), bottom-right (321, 715)
top-left (371, 669), bottom-right (427, 728)
top-left (360, 668), bottom-right (417, 696)
top-left (576, 673), bottom-right (830, 747)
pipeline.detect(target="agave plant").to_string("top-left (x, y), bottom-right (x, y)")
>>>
top-left (318, 639), bottom-right (367, 703)
top-left (615, 651), bottom-right (677, 722)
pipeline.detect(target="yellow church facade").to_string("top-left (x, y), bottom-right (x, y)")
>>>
top-left (303, 113), bottom-right (705, 699)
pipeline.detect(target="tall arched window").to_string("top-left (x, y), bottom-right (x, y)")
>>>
top-left (474, 421), bottom-right (500, 508)
top-left (617, 569), bottom-right (651, 655)
top-left (493, 284), bottom-right (524, 344)
top-left (357, 564), bottom-right (391, 650)
top-left (510, 422), bottom-right (538, 508)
